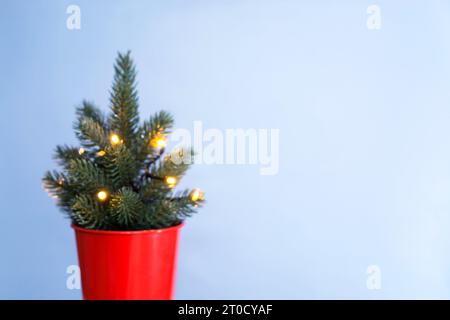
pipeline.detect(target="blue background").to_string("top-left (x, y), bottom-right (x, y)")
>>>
top-left (2, 0), bottom-right (450, 299)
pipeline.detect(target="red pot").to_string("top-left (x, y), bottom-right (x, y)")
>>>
top-left (72, 223), bottom-right (183, 300)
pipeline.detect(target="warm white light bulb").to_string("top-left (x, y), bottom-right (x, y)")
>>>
top-left (165, 176), bottom-right (177, 187)
top-left (97, 150), bottom-right (106, 157)
top-left (191, 189), bottom-right (203, 202)
top-left (97, 190), bottom-right (108, 201)
top-left (150, 134), bottom-right (167, 148)
top-left (110, 134), bottom-right (121, 145)
top-left (156, 138), bottom-right (166, 148)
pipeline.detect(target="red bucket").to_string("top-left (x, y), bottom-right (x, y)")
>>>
top-left (72, 223), bottom-right (183, 300)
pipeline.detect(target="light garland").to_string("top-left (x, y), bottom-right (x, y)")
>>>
top-left (190, 189), bottom-right (203, 202)
top-left (110, 133), bottom-right (121, 145)
top-left (150, 133), bottom-right (167, 149)
top-left (165, 176), bottom-right (177, 188)
top-left (96, 190), bottom-right (109, 202)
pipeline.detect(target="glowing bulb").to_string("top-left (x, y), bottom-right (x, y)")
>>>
top-left (110, 133), bottom-right (121, 145)
top-left (191, 189), bottom-right (203, 202)
top-left (150, 135), bottom-right (167, 148)
top-left (97, 150), bottom-right (106, 157)
top-left (96, 190), bottom-right (108, 202)
top-left (78, 148), bottom-right (85, 155)
top-left (165, 176), bottom-right (177, 188)
top-left (155, 138), bottom-right (166, 148)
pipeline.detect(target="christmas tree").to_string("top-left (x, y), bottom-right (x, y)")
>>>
top-left (43, 51), bottom-right (204, 230)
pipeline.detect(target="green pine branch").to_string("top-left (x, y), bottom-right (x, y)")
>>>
top-left (71, 194), bottom-right (106, 229)
top-left (68, 159), bottom-right (108, 191)
top-left (54, 145), bottom-right (81, 169)
top-left (74, 101), bottom-right (109, 149)
top-left (43, 170), bottom-right (78, 213)
top-left (143, 190), bottom-right (203, 229)
top-left (109, 51), bottom-right (139, 147)
top-left (76, 100), bottom-right (106, 127)
top-left (153, 148), bottom-right (193, 178)
top-left (136, 111), bottom-right (174, 161)
top-left (103, 144), bottom-right (139, 189)
top-left (109, 187), bottom-right (144, 228)
top-left (140, 148), bottom-right (193, 201)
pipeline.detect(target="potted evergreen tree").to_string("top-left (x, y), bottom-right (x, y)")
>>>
top-left (43, 52), bottom-right (204, 300)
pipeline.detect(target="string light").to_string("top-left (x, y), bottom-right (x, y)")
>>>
top-left (96, 190), bottom-right (109, 202)
top-left (78, 148), bottom-right (85, 155)
top-left (190, 189), bottom-right (203, 202)
top-left (110, 133), bottom-right (121, 145)
top-left (97, 150), bottom-right (106, 157)
top-left (165, 176), bottom-right (177, 188)
top-left (150, 133), bottom-right (167, 149)
top-left (155, 137), bottom-right (167, 148)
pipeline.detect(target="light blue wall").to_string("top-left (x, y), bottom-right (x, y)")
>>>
top-left (2, 0), bottom-right (450, 299)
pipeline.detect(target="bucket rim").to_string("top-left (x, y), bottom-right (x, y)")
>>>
top-left (72, 222), bottom-right (184, 235)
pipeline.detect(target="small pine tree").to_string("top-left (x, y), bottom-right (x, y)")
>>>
top-left (43, 51), bottom-right (204, 230)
